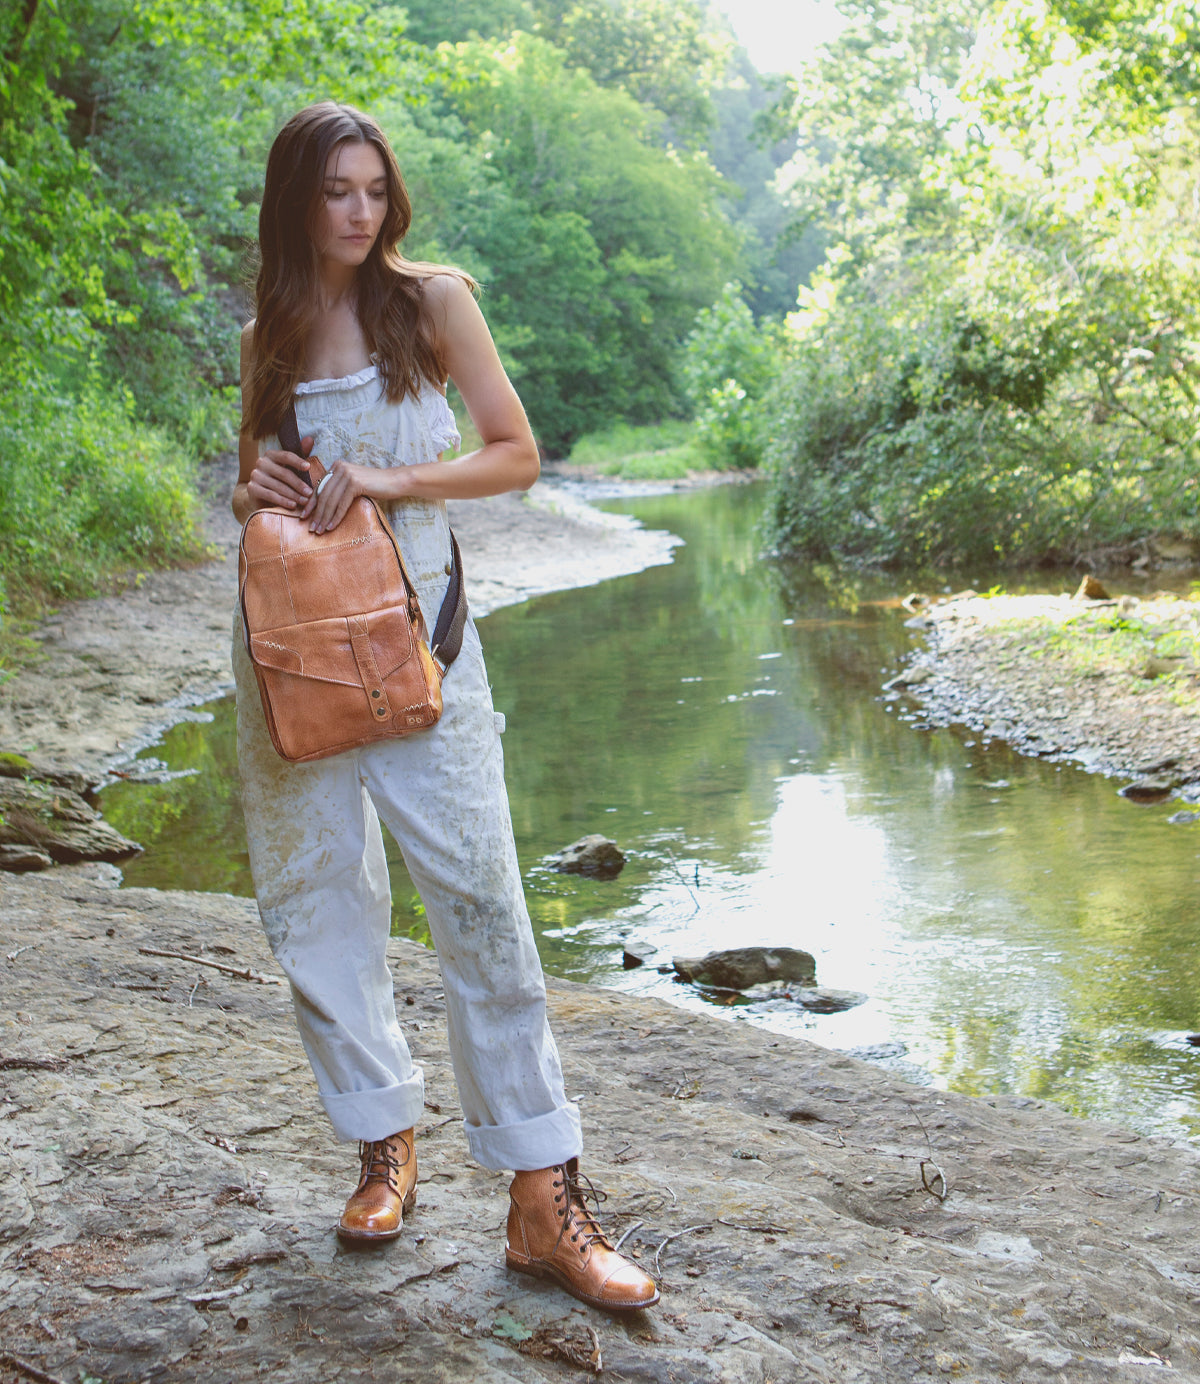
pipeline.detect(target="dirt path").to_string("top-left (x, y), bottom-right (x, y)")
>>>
top-left (4, 495), bottom-right (1200, 1382)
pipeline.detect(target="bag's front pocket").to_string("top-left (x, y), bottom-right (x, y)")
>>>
top-left (249, 607), bottom-right (440, 762)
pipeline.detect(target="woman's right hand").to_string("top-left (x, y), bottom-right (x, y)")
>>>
top-left (246, 437), bottom-right (316, 513)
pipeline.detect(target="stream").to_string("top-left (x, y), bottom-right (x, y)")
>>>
top-left (103, 483), bottom-right (1200, 1145)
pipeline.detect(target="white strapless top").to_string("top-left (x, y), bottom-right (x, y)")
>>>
top-left (278, 364), bottom-right (462, 611)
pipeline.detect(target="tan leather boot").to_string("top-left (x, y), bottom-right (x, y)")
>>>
top-left (505, 1158), bottom-right (660, 1312)
top-left (337, 1129), bottom-right (417, 1245)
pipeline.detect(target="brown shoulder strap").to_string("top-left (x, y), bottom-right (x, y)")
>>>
top-left (279, 403), bottom-right (304, 456)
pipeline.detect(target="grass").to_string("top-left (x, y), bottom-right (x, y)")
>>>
top-left (0, 378), bottom-right (212, 619)
top-left (443, 399), bottom-right (710, 482)
top-left (567, 420), bottom-right (706, 480)
top-left (994, 603), bottom-right (1200, 714)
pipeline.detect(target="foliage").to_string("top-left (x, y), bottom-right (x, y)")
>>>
top-left (682, 283), bottom-right (790, 469)
top-left (524, 0), bottom-right (730, 144)
top-left (0, 375), bottom-right (207, 612)
top-left (400, 0), bottom-right (730, 144)
top-left (705, 51), bottom-right (824, 318)
top-left (764, 0), bottom-right (1200, 568)
top-left (433, 34), bottom-right (736, 451)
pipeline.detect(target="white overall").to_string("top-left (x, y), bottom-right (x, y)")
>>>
top-left (233, 364), bottom-right (582, 1172)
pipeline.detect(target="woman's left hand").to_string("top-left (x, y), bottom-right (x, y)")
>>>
top-left (306, 458), bottom-right (402, 534)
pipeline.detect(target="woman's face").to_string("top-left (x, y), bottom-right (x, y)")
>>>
top-left (312, 140), bottom-right (388, 271)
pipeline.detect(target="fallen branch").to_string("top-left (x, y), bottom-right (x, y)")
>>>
top-left (653, 1223), bottom-right (711, 1275)
top-left (612, 1219), bottom-right (644, 1253)
top-left (0, 1351), bottom-right (70, 1384)
top-left (716, 1218), bottom-right (790, 1234)
top-left (138, 947), bottom-right (283, 985)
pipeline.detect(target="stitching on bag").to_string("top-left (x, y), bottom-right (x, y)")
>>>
top-left (292, 532), bottom-right (389, 556)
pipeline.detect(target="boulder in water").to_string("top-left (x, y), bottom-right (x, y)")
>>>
top-left (673, 946), bottom-right (816, 990)
top-left (553, 834), bottom-right (625, 879)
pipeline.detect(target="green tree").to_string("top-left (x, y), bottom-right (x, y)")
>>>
top-left (764, 0), bottom-right (1200, 568)
top-left (682, 283), bottom-right (790, 469)
top-left (438, 34), bottom-right (736, 450)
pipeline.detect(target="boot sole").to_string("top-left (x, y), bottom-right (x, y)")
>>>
top-left (336, 1189), bottom-right (417, 1247)
top-left (505, 1248), bottom-right (660, 1312)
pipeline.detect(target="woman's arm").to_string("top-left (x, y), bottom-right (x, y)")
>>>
top-left (232, 321), bottom-right (316, 526)
top-left (304, 275), bottom-right (539, 535)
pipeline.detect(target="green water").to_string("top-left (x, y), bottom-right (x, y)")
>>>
top-left (103, 484), bottom-right (1200, 1143)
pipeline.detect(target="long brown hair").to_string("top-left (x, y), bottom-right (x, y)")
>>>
top-left (245, 101), bottom-right (475, 441)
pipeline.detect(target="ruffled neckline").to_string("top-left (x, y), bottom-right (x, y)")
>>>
top-left (294, 362), bottom-right (379, 396)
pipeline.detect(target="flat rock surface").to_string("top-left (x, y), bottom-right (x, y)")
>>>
top-left (5, 866), bottom-right (1200, 1382)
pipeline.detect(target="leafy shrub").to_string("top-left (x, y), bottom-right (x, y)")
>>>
top-left (681, 284), bottom-right (790, 470)
top-left (763, 269), bottom-right (1180, 568)
top-left (769, 221), bottom-right (1200, 572)
top-left (0, 372), bottom-right (208, 616)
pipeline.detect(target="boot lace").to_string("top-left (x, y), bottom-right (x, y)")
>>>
top-left (356, 1135), bottom-right (410, 1193)
top-left (553, 1161), bottom-right (615, 1256)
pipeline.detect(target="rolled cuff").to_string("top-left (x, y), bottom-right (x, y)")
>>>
top-left (320, 1068), bottom-right (426, 1143)
top-left (464, 1101), bottom-right (583, 1172)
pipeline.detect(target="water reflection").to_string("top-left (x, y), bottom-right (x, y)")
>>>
top-left (103, 484), bottom-right (1200, 1142)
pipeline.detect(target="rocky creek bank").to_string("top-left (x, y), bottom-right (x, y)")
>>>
top-left (890, 585), bottom-right (1200, 799)
top-left (5, 488), bottom-right (1200, 1381)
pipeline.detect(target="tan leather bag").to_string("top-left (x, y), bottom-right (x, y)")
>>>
top-left (238, 436), bottom-right (466, 764)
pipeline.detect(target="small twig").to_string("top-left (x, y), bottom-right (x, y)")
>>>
top-left (920, 1159), bottom-right (948, 1201)
top-left (906, 1096), bottom-right (949, 1201)
top-left (585, 1322), bottom-right (602, 1373)
top-left (612, 1219), bottom-right (644, 1253)
top-left (613, 1141), bottom-right (633, 1164)
top-left (6, 944), bottom-right (34, 963)
top-left (0, 1055), bottom-right (68, 1072)
top-left (652, 1223), bottom-right (711, 1276)
top-left (187, 1281), bottom-right (251, 1305)
top-left (716, 1218), bottom-right (789, 1234)
top-left (662, 847), bottom-right (701, 915)
top-left (907, 1100), bottom-right (937, 1156)
top-left (671, 1071), bottom-right (701, 1100)
top-left (0, 1352), bottom-right (70, 1384)
top-left (138, 947), bottom-right (283, 985)
top-left (188, 976), bottom-right (202, 1008)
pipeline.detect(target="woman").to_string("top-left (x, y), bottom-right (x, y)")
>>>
top-left (232, 102), bottom-right (658, 1314)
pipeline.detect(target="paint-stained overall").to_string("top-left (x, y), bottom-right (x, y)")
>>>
top-left (233, 365), bottom-right (581, 1169)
